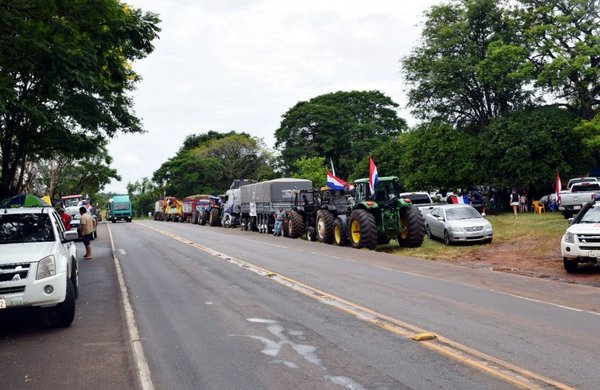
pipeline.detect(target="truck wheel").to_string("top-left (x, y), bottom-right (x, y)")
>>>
top-left (333, 217), bottom-right (348, 246)
top-left (193, 214), bottom-right (199, 224)
top-left (199, 211), bottom-right (207, 225)
top-left (223, 214), bottom-right (232, 228)
top-left (349, 209), bottom-right (377, 250)
top-left (282, 220), bottom-right (290, 237)
top-left (398, 206), bottom-right (425, 248)
top-left (563, 258), bottom-right (579, 273)
top-left (209, 208), bottom-right (220, 226)
top-left (287, 211), bottom-right (305, 238)
top-left (47, 278), bottom-right (76, 328)
top-left (306, 226), bottom-right (317, 241)
top-left (316, 210), bottom-right (334, 244)
top-left (71, 258), bottom-right (79, 299)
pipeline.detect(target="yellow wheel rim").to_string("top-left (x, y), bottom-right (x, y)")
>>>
top-left (334, 224), bottom-right (341, 243)
top-left (351, 219), bottom-right (361, 243)
top-left (399, 217), bottom-right (409, 240)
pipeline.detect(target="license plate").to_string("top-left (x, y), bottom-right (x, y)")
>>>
top-left (574, 205), bottom-right (581, 210)
top-left (0, 299), bottom-right (5, 309)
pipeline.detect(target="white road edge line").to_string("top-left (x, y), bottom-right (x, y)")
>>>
top-left (107, 223), bottom-right (154, 390)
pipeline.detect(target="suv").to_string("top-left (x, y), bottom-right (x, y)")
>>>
top-left (0, 207), bottom-right (79, 327)
top-left (561, 195), bottom-right (600, 272)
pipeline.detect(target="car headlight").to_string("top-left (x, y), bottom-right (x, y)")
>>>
top-left (563, 232), bottom-right (574, 244)
top-left (72, 214), bottom-right (81, 220)
top-left (448, 225), bottom-right (462, 232)
top-left (37, 255), bottom-right (56, 280)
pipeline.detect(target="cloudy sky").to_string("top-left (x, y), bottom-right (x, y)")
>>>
top-left (107, 0), bottom-right (444, 193)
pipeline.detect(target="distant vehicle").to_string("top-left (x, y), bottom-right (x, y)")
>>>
top-left (0, 206), bottom-right (80, 327)
top-left (558, 181), bottom-right (600, 219)
top-left (400, 191), bottom-right (436, 216)
top-left (566, 177), bottom-right (599, 190)
top-left (107, 195), bottom-right (132, 223)
top-left (424, 204), bottom-right (493, 245)
top-left (561, 195), bottom-right (600, 272)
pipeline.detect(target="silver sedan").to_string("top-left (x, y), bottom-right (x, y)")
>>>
top-left (425, 204), bottom-right (493, 245)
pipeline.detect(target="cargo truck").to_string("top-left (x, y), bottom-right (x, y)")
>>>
top-left (220, 179), bottom-right (257, 228)
top-left (239, 178), bottom-right (313, 234)
top-left (107, 195), bottom-right (132, 223)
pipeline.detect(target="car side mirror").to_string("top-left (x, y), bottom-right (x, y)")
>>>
top-left (63, 230), bottom-right (79, 242)
top-left (568, 217), bottom-right (575, 225)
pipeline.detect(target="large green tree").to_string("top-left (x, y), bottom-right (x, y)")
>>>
top-left (152, 131), bottom-right (274, 197)
top-left (274, 90), bottom-right (407, 180)
top-left (516, 0), bottom-right (600, 120)
top-left (479, 106), bottom-right (592, 194)
top-left (0, 0), bottom-right (160, 198)
top-left (402, 0), bottom-right (532, 129)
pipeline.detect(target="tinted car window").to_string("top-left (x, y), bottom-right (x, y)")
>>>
top-left (445, 207), bottom-right (481, 221)
top-left (404, 194), bottom-right (431, 204)
top-left (0, 213), bottom-right (55, 243)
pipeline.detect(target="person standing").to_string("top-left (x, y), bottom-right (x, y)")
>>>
top-left (79, 206), bottom-right (94, 259)
top-left (58, 208), bottom-right (71, 231)
top-left (273, 207), bottom-right (285, 237)
top-left (510, 189), bottom-right (520, 219)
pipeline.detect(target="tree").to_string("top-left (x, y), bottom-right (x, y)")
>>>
top-left (291, 156), bottom-right (327, 188)
top-left (0, 0), bottom-right (160, 198)
top-left (275, 90), bottom-right (407, 179)
top-left (516, 0), bottom-right (600, 120)
top-left (152, 131), bottom-right (274, 197)
top-left (402, 0), bottom-right (533, 128)
top-left (479, 106), bottom-right (592, 194)
top-left (396, 123), bottom-right (479, 191)
top-left (127, 177), bottom-right (159, 218)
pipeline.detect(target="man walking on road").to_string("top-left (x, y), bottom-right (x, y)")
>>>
top-left (79, 206), bottom-right (94, 259)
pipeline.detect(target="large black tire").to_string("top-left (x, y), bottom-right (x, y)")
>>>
top-left (287, 211), bottom-right (305, 238)
top-left (333, 217), bottom-right (348, 246)
top-left (397, 206), bottom-right (425, 247)
top-left (349, 209), bottom-right (377, 250)
top-left (282, 219), bottom-right (289, 237)
top-left (199, 211), bottom-right (207, 226)
top-left (47, 278), bottom-right (76, 327)
top-left (209, 208), bottom-right (220, 227)
top-left (316, 210), bottom-right (335, 244)
top-left (563, 258), bottom-right (578, 273)
top-left (70, 259), bottom-right (79, 299)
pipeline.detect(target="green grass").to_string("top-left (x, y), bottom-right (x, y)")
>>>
top-left (380, 211), bottom-right (568, 261)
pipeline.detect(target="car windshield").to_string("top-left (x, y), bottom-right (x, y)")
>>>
top-left (114, 202), bottom-right (129, 211)
top-left (63, 198), bottom-right (80, 207)
top-left (579, 205), bottom-right (600, 223)
top-left (0, 213), bottom-right (55, 243)
top-left (445, 207), bottom-right (481, 221)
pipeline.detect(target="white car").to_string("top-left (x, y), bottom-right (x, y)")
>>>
top-left (561, 197), bottom-right (600, 272)
top-left (0, 207), bottom-right (79, 327)
top-left (425, 204), bottom-right (493, 245)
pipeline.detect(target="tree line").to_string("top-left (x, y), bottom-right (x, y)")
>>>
top-left (1, 0), bottom-right (598, 216)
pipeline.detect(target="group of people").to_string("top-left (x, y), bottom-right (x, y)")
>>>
top-left (57, 206), bottom-right (94, 259)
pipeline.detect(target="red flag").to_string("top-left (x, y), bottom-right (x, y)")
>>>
top-left (369, 157), bottom-right (379, 195)
top-left (555, 171), bottom-right (561, 201)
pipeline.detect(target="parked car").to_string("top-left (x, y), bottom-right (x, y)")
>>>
top-left (0, 206), bottom-right (80, 327)
top-left (424, 204), bottom-right (493, 245)
top-left (560, 195), bottom-right (600, 272)
top-left (400, 191), bottom-right (436, 216)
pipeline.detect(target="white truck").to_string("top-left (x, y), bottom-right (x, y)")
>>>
top-left (558, 181), bottom-right (600, 219)
top-left (561, 195), bottom-right (600, 272)
top-left (0, 206), bottom-right (80, 327)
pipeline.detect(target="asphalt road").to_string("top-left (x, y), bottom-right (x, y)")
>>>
top-left (2, 220), bottom-right (600, 389)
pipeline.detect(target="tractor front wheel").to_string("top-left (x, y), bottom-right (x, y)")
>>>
top-left (287, 211), bottom-right (305, 238)
top-left (349, 209), bottom-right (377, 250)
top-left (398, 207), bottom-right (425, 247)
top-left (316, 210), bottom-right (335, 244)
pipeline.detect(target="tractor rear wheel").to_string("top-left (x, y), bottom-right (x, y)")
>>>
top-left (209, 208), bottom-right (220, 226)
top-left (287, 211), bottom-right (305, 238)
top-left (333, 217), bottom-right (348, 246)
top-left (316, 210), bottom-right (335, 244)
top-left (349, 209), bottom-right (377, 250)
top-left (398, 206), bottom-right (425, 247)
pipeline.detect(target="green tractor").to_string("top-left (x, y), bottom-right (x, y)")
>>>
top-left (333, 176), bottom-right (425, 249)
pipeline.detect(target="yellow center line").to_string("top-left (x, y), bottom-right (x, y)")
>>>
top-left (135, 222), bottom-right (575, 390)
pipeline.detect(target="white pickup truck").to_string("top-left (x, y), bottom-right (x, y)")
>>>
top-left (561, 196), bottom-right (600, 272)
top-left (0, 206), bottom-right (79, 327)
top-left (559, 181), bottom-right (600, 219)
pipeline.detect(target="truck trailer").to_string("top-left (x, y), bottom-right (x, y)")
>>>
top-left (239, 178), bottom-right (313, 234)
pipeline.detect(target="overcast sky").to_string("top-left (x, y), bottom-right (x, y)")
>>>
top-left (106, 0), bottom-right (444, 193)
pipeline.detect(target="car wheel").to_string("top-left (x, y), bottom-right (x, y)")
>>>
top-left (563, 258), bottom-right (578, 273)
top-left (443, 230), bottom-right (452, 246)
top-left (47, 278), bottom-right (76, 327)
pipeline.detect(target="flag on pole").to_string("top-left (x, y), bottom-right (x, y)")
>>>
top-left (326, 171), bottom-right (348, 191)
top-left (555, 171), bottom-right (561, 201)
top-left (369, 157), bottom-right (379, 195)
